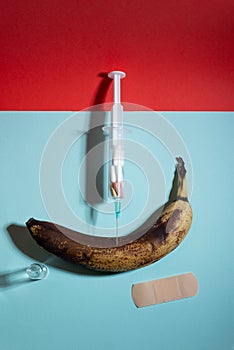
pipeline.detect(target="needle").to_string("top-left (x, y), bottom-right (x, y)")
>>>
top-left (116, 216), bottom-right (119, 246)
top-left (115, 199), bottom-right (121, 246)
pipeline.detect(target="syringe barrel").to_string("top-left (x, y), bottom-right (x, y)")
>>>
top-left (111, 103), bottom-right (123, 125)
top-left (110, 102), bottom-right (124, 161)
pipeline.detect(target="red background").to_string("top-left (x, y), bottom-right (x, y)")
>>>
top-left (0, 0), bottom-right (233, 111)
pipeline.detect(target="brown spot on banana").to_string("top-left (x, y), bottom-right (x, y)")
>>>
top-left (26, 157), bottom-right (192, 272)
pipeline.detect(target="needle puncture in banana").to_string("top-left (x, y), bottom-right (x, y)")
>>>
top-left (26, 157), bottom-right (192, 272)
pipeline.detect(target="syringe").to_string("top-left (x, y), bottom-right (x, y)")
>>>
top-left (108, 70), bottom-right (126, 245)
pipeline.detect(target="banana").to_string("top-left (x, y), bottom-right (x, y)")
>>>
top-left (26, 157), bottom-right (192, 272)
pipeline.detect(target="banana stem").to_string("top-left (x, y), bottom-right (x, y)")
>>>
top-left (176, 157), bottom-right (188, 200)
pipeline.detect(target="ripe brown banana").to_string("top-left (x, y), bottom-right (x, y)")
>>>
top-left (26, 157), bottom-right (192, 272)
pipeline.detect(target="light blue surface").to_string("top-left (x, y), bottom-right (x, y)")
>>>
top-left (0, 111), bottom-right (233, 350)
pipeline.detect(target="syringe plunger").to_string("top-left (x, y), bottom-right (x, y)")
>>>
top-left (108, 71), bottom-right (126, 104)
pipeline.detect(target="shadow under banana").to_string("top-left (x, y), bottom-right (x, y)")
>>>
top-left (25, 157), bottom-right (192, 272)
